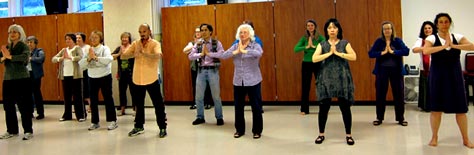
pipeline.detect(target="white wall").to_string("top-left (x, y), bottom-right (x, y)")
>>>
top-left (402, 0), bottom-right (474, 70)
top-left (103, 0), bottom-right (154, 106)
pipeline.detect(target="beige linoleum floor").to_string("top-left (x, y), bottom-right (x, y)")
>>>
top-left (0, 104), bottom-right (474, 155)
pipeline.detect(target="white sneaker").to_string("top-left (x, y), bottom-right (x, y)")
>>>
top-left (107, 121), bottom-right (118, 130)
top-left (88, 124), bottom-right (100, 130)
top-left (0, 132), bottom-right (18, 139)
top-left (22, 133), bottom-right (33, 140)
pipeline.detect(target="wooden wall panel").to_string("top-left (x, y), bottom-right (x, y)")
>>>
top-left (303, 0), bottom-right (335, 101)
top-left (336, 0), bottom-right (374, 101)
top-left (0, 18), bottom-right (14, 100)
top-left (304, 0), bottom-right (335, 34)
top-left (215, 4), bottom-right (244, 101)
top-left (14, 16), bottom-right (59, 101)
top-left (159, 1), bottom-right (402, 102)
top-left (274, 0), bottom-right (305, 101)
top-left (243, 2), bottom-right (276, 101)
top-left (162, 5), bottom-right (215, 101)
top-left (57, 13), bottom-right (104, 47)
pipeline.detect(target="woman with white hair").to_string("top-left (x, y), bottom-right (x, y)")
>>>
top-left (210, 24), bottom-right (263, 139)
top-left (0, 24), bottom-right (34, 140)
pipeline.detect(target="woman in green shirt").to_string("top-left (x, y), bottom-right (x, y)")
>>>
top-left (293, 19), bottom-right (325, 115)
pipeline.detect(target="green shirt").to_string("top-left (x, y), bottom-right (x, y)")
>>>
top-left (294, 35), bottom-right (325, 62)
top-left (0, 41), bottom-right (30, 80)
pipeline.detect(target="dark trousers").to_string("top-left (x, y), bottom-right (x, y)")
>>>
top-left (118, 71), bottom-right (134, 108)
top-left (375, 66), bottom-right (405, 121)
top-left (132, 80), bottom-right (166, 129)
top-left (83, 70), bottom-right (90, 99)
top-left (318, 98), bottom-right (352, 134)
top-left (418, 71), bottom-right (430, 111)
top-left (301, 62), bottom-right (319, 113)
top-left (31, 75), bottom-right (43, 116)
top-left (234, 83), bottom-right (263, 134)
top-left (3, 78), bottom-right (33, 134)
top-left (191, 69), bottom-right (213, 106)
top-left (89, 74), bottom-right (116, 124)
top-left (62, 77), bottom-right (85, 120)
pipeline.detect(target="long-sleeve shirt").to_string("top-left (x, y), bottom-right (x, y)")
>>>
top-left (210, 41), bottom-right (263, 86)
top-left (368, 37), bottom-right (409, 74)
top-left (52, 46), bottom-right (83, 80)
top-left (121, 38), bottom-right (162, 86)
top-left (188, 38), bottom-right (225, 67)
top-left (30, 48), bottom-right (45, 79)
top-left (294, 35), bottom-right (325, 62)
top-left (0, 41), bottom-right (30, 80)
top-left (79, 44), bottom-right (113, 78)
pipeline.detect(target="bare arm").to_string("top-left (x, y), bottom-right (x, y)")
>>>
top-left (312, 43), bottom-right (332, 63)
top-left (334, 43), bottom-right (356, 61)
top-left (452, 37), bottom-right (474, 51)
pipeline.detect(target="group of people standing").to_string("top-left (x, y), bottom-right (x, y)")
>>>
top-left (293, 13), bottom-right (474, 147)
top-left (0, 23), bottom-right (168, 140)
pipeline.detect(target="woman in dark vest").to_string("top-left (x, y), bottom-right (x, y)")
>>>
top-left (423, 13), bottom-right (474, 148)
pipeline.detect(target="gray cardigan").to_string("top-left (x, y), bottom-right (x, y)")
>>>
top-left (52, 46), bottom-right (83, 80)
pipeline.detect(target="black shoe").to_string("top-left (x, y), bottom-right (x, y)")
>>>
top-left (216, 119), bottom-right (224, 126)
top-left (315, 135), bottom-right (325, 144)
top-left (373, 120), bottom-right (382, 126)
top-left (234, 132), bottom-right (244, 138)
top-left (192, 118), bottom-right (205, 125)
top-left (189, 105), bottom-right (196, 110)
top-left (346, 136), bottom-right (355, 145)
top-left (398, 120), bottom-right (408, 126)
top-left (128, 128), bottom-right (145, 137)
top-left (205, 104), bottom-right (212, 109)
top-left (36, 115), bottom-right (45, 120)
top-left (159, 129), bottom-right (167, 138)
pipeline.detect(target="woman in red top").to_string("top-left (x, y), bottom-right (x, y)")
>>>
top-left (411, 21), bottom-right (436, 112)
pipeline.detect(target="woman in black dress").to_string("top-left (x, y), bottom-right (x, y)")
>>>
top-left (312, 18), bottom-right (356, 145)
top-left (423, 13), bottom-right (474, 148)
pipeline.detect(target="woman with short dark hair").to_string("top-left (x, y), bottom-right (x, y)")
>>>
top-left (52, 33), bottom-right (86, 123)
top-left (312, 18), bottom-right (356, 145)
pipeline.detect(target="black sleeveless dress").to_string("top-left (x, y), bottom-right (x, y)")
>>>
top-left (316, 40), bottom-right (355, 104)
top-left (429, 34), bottom-right (468, 113)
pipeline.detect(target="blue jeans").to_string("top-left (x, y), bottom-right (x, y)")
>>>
top-left (195, 69), bottom-right (223, 120)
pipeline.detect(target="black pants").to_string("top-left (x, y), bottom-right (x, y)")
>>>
top-left (191, 69), bottom-right (213, 106)
top-left (31, 75), bottom-right (43, 116)
top-left (83, 70), bottom-right (90, 99)
top-left (375, 66), bottom-right (405, 121)
top-left (62, 77), bottom-right (86, 120)
top-left (318, 98), bottom-right (352, 134)
top-left (301, 62), bottom-right (320, 113)
top-left (234, 83), bottom-right (263, 134)
top-left (132, 80), bottom-right (166, 129)
top-left (3, 78), bottom-right (33, 134)
top-left (418, 71), bottom-right (430, 111)
top-left (118, 71), bottom-right (134, 108)
top-left (89, 74), bottom-right (116, 124)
